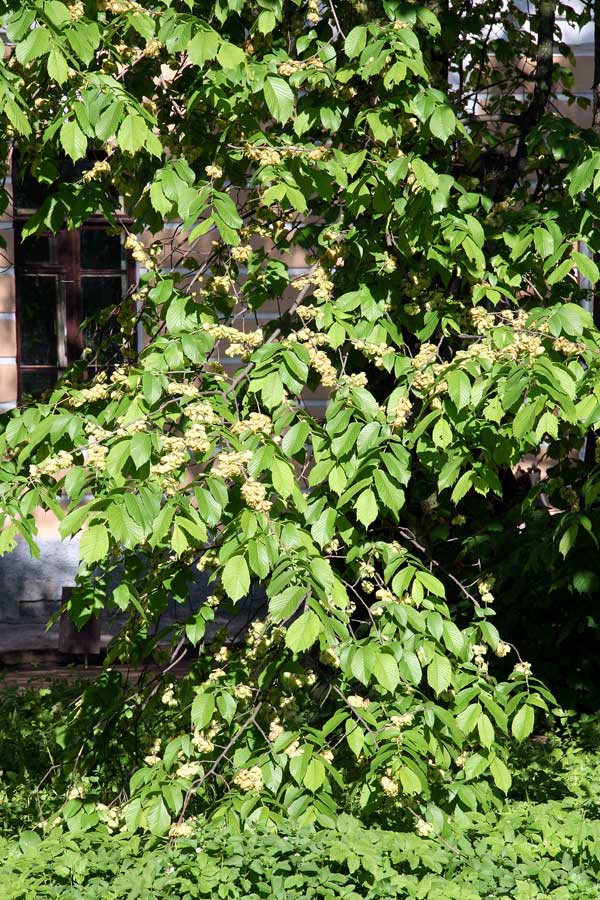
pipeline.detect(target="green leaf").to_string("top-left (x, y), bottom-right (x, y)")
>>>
top-left (344, 25), bottom-right (367, 58)
top-left (118, 114), bottom-right (149, 155)
top-left (130, 433), bottom-right (152, 469)
top-left (96, 101), bottom-right (125, 141)
top-left (187, 27), bottom-right (219, 65)
top-left (533, 227), bottom-right (554, 260)
top-left (573, 250), bottom-right (599, 283)
top-left (79, 523), bottom-right (109, 565)
top-left (285, 610), bottom-right (322, 653)
top-left (47, 47), bottom-right (69, 84)
top-left (456, 702), bottom-right (481, 735)
top-left (264, 76), bottom-right (295, 124)
top-left (112, 584), bottom-right (131, 611)
top-left (432, 418), bottom-right (452, 449)
top-left (399, 767), bottom-right (422, 795)
top-left (303, 757), bottom-right (326, 792)
top-left (442, 621), bottom-right (465, 656)
top-left (426, 654), bottom-right (452, 695)
top-left (269, 585), bottom-right (305, 622)
top-left (282, 421), bottom-right (310, 456)
top-left (447, 370), bottom-right (470, 409)
top-left (511, 704), bottom-right (535, 742)
top-left (415, 570), bottom-right (445, 598)
top-left (60, 119), bottom-right (88, 161)
top-left (429, 106), bottom-right (456, 143)
top-left (512, 399), bottom-right (541, 440)
top-left (373, 652), bottom-right (400, 693)
top-left (477, 713), bottom-right (494, 748)
top-left (272, 458), bottom-right (295, 498)
top-left (547, 257), bottom-right (574, 286)
top-left (222, 555), bottom-right (250, 601)
top-left (345, 719), bottom-right (364, 757)
top-left (4, 97), bottom-right (32, 136)
top-left (43, 1), bottom-right (71, 28)
top-left (15, 26), bottom-right (51, 65)
top-left (217, 41), bottom-right (245, 69)
top-left (355, 489), bottom-right (378, 527)
top-left (490, 757), bottom-right (512, 793)
top-left (145, 796), bottom-right (171, 836)
top-left (258, 10), bottom-right (276, 33)
top-left (217, 691), bottom-right (237, 724)
top-left (567, 153), bottom-right (599, 196)
top-left (191, 692), bottom-right (215, 729)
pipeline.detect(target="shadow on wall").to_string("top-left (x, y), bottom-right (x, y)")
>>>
top-left (0, 538), bottom-right (81, 624)
top-left (0, 538), bottom-right (266, 656)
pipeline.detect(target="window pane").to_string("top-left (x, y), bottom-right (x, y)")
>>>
top-left (20, 235), bottom-right (53, 266)
top-left (20, 369), bottom-right (59, 398)
top-left (81, 230), bottom-right (123, 270)
top-left (18, 274), bottom-right (58, 366)
top-left (13, 173), bottom-right (47, 211)
top-left (81, 276), bottom-right (124, 365)
top-left (82, 275), bottom-right (123, 319)
top-left (13, 155), bottom-right (87, 211)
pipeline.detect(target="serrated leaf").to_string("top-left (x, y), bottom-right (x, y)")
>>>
top-left (217, 41), bottom-right (245, 69)
top-left (511, 704), bottom-right (535, 741)
top-left (269, 585), bottom-right (305, 622)
top-left (130, 432), bottom-right (152, 469)
top-left (222, 555), bottom-right (250, 601)
top-left (217, 692), bottom-right (237, 724)
top-left (112, 584), bottom-right (131, 611)
top-left (442, 621), bottom-right (465, 656)
top-left (373, 652), bottom-right (400, 693)
top-left (264, 76), bottom-right (295, 124)
top-left (399, 766), bottom-right (422, 794)
top-left (344, 25), bottom-right (367, 58)
top-left (96, 101), bottom-right (124, 141)
top-left (345, 719), bottom-right (364, 757)
top-left (117, 113), bottom-right (149, 155)
top-left (490, 757), bottom-right (512, 793)
top-left (282, 421), bottom-right (310, 456)
top-left (145, 796), bottom-right (171, 836)
top-left (456, 702), bottom-right (481, 735)
top-left (426, 654), bottom-right (452, 695)
top-left (285, 610), bottom-right (322, 653)
top-left (429, 106), bottom-right (456, 142)
top-left (60, 119), bottom-right (87, 161)
top-left (47, 47), bottom-right (69, 84)
top-left (477, 713), bottom-right (494, 748)
top-left (272, 458), bottom-right (295, 498)
top-left (447, 370), bottom-right (470, 409)
top-left (303, 757), bottom-right (325, 792)
top-left (187, 27), bottom-right (219, 65)
top-left (355, 489), bottom-right (378, 528)
top-left (191, 691), bottom-right (215, 729)
top-left (79, 523), bottom-right (109, 565)
top-left (573, 249), bottom-right (599, 283)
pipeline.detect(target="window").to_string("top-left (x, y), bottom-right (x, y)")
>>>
top-left (12, 154), bottom-right (134, 399)
top-left (15, 225), bottom-right (132, 398)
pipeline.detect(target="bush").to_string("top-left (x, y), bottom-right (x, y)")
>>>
top-left (2, 805), bottom-right (600, 900)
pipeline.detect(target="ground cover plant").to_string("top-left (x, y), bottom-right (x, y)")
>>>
top-left (2, 0), bottom-right (600, 889)
top-left (1, 679), bottom-right (600, 899)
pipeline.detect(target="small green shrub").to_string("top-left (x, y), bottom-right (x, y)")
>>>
top-left (2, 805), bottom-right (600, 900)
top-left (2, 682), bottom-right (600, 898)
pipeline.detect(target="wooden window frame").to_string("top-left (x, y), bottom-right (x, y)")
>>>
top-left (14, 219), bottom-right (136, 400)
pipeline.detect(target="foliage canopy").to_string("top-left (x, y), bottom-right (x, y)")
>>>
top-left (0, 0), bottom-right (599, 837)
